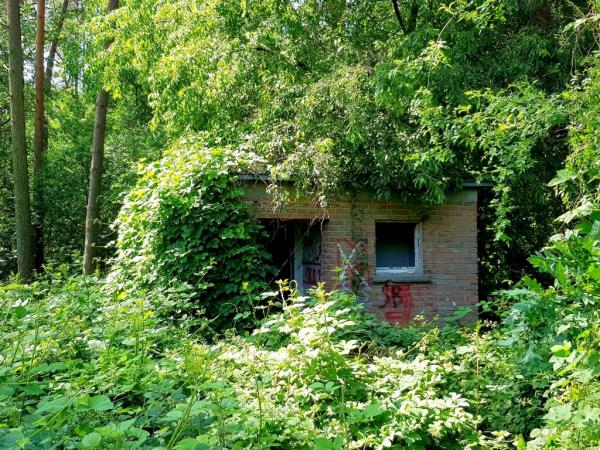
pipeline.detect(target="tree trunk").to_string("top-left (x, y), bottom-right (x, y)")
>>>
top-left (82, 0), bottom-right (119, 274)
top-left (32, 0), bottom-right (69, 271)
top-left (5, 0), bottom-right (34, 280)
top-left (33, 0), bottom-right (46, 271)
top-left (45, 0), bottom-right (69, 93)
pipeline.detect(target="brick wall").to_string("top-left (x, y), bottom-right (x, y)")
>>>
top-left (244, 182), bottom-right (478, 324)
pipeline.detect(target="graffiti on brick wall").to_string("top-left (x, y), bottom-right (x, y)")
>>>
top-left (303, 264), bottom-right (321, 286)
top-left (336, 238), bottom-right (370, 298)
top-left (302, 224), bottom-right (322, 287)
top-left (380, 282), bottom-right (413, 324)
top-left (302, 227), bottom-right (322, 264)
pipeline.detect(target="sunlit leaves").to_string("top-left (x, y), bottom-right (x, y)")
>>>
top-left (110, 137), bottom-right (273, 329)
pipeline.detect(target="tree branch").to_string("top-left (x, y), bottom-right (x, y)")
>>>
top-left (254, 44), bottom-right (309, 71)
top-left (391, 0), bottom-right (406, 33)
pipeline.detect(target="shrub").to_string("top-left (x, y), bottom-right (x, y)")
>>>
top-left (0, 273), bottom-right (509, 449)
top-left (2, 201), bottom-right (597, 449)
top-left (108, 136), bottom-right (273, 329)
top-left (0, 273), bottom-right (203, 449)
top-left (501, 208), bottom-right (600, 448)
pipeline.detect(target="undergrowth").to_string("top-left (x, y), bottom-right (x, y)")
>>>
top-left (0, 209), bottom-right (598, 449)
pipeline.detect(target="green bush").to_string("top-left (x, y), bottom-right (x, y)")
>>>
top-left (440, 205), bottom-right (600, 448)
top-left (502, 209), bottom-right (600, 448)
top-left (0, 273), bottom-right (508, 449)
top-left (108, 136), bottom-right (273, 329)
top-left (0, 272), bottom-right (204, 449)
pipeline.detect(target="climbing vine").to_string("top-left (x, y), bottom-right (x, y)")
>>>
top-left (109, 136), bottom-right (273, 329)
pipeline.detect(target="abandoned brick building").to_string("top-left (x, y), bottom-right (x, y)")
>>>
top-left (243, 178), bottom-right (483, 324)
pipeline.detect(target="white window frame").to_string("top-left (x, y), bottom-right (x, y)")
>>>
top-left (375, 221), bottom-right (422, 275)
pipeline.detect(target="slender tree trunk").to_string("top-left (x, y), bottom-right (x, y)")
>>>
top-left (32, 0), bottom-right (69, 270)
top-left (82, 0), bottom-right (119, 274)
top-left (33, 0), bottom-right (46, 271)
top-left (45, 0), bottom-right (69, 93)
top-left (5, 0), bottom-right (34, 280)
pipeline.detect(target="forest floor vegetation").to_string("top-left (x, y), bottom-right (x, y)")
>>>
top-left (0, 206), bottom-right (599, 449)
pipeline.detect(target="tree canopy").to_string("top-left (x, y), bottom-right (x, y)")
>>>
top-left (89, 0), bottom-right (598, 291)
top-left (1, 0), bottom-right (598, 282)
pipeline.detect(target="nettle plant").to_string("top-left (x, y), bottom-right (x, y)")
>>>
top-left (108, 136), bottom-right (273, 329)
top-left (501, 208), bottom-right (600, 449)
top-left (161, 287), bottom-right (502, 450)
top-left (0, 273), bottom-right (506, 450)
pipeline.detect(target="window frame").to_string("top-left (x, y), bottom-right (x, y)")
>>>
top-left (375, 221), bottom-right (423, 275)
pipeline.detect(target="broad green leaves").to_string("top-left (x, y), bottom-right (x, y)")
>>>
top-left (89, 395), bottom-right (114, 412)
top-left (504, 211), bottom-right (600, 448)
top-left (1, 204), bottom-right (599, 449)
top-left (92, 0), bottom-right (585, 212)
top-left (110, 138), bottom-right (273, 329)
top-left (81, 432), bottom-right (102, 448)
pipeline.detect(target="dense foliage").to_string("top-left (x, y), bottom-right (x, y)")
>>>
top-left (41, 90), bottom-right (165, 268)
top-left (2, 0), bottom-right (598, 292)
top-left (1, 203), bottom-right (598, 448)
top-left (93, 0), bottom-right (594, 290)
top-left (1, 1), bottom-right (600, 448)
top-left (502, 209), bottom-right (600, 447)
top-left (109, 137), bottom-right (272, 329)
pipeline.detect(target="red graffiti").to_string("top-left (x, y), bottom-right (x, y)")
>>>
top-left (303, 264), bottom-right (321, 286)
top-left (381, 283), bottom-right (413, 324)
top-left (335, 238), bottom-right (370, 295)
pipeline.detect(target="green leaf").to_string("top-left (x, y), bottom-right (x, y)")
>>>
top-left (331, 436), bottom-right (344, 449)
top-left (23, 384), bottom-right (44, 395)
top-left (165, 409), bottom-right (183, 422)
top-left (313, 436), bottom-right (344, 450)
top-left (522, 276), bottom-right (542, 293)
top-left (0, 431), bottom-right (26, 449)
top-left (550, 341), bottom-right (572, 357)
top-left (546, 404), bottom-right (572, 423)
top-left (313, 437), bottom-right (334, 450)
top-left (13, 306), bottom-right (27, 319)
top-left (324, 381), bottom-right (337, 392)
top-left (37, 396), bottom-right (69, 413)
top-left (0, 385), bottom-right (15, 397)
top-left (548, 169), bottom-right (574, 187)
top-left (554, 262), bottom-right (568, 287)
top-left (81, 432), bottom-right (102, 448)
top-left (581, 406), bottom-right (600, 425)
top-left (363, 402), bottom-right (384, 418)
top-left (174, 438), bottom-right (207, 450)
top-left (89, 395), bottom-right (114, 412)
top-left (586, 264), bottom-right (600, 283)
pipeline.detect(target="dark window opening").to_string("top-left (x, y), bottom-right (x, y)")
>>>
top-left (376, 222), bottom-right (417, 270)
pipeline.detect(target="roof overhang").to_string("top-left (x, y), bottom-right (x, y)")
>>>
top-left (461, 181), bottom-right (494, 188)
top-left (237, 174), bottom-right (494, 189)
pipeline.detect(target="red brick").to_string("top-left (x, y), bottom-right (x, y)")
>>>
top-left (247, 186), bottom-right (479, 325)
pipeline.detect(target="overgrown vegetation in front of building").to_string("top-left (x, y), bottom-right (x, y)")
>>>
top-left (108, 137), bottom-right (273, 330)
top-left (1, 197), bottom-right (598, 448)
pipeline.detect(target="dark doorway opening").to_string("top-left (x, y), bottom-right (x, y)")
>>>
top-left (261, 219), bottom-right (324, 293)
top-left (262, 220), bottom-right (294, 283)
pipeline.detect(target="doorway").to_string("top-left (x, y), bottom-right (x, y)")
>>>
top-left (261, 219), bottom-right (324, 293)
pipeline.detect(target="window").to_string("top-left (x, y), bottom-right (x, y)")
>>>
top-left (375, 222), bottom-right (420, 273)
